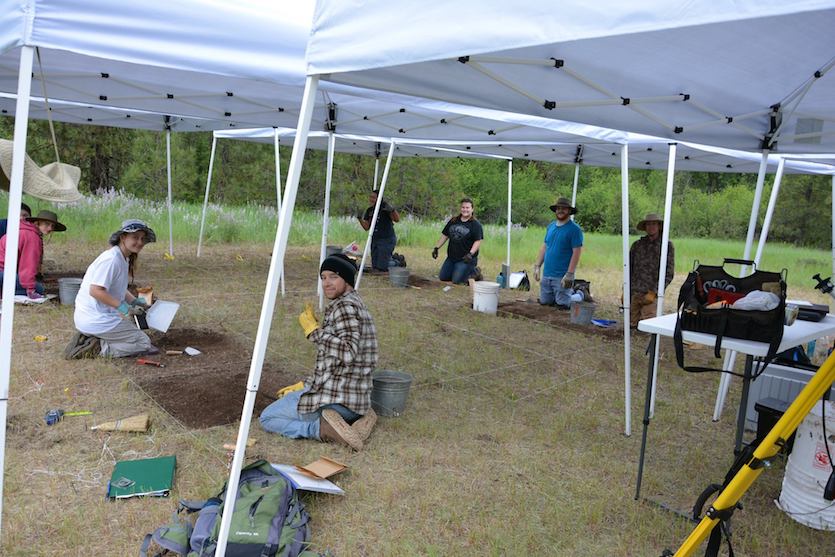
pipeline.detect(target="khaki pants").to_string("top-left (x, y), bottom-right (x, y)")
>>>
top-left (96, 319), bottom-right (153, 358)
top-left (630, 292), bottom-right (658, 328)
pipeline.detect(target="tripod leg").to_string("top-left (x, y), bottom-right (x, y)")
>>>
top-left (636, 334), bottom-right (658, 500)
top-left (733, 355), bottom-right (754, 453)
top-left (672, 350), bottom-right (835, 556)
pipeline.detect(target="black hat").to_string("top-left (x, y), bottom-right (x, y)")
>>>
top-left (320, 254), bottom-right (357, 287)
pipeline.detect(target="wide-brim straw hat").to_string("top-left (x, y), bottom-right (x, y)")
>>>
top-left (26, 209), bottom-right (66, 232)
top-left (0, 139), bottom-right (83, 203)
top-left (637, 212), bottom-right (664, 231)
top-left (549, 196), bottom-right (577, 215)
top-left (109, 219), bottom-right (157, 245)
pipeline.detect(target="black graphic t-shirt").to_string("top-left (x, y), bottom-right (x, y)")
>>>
top-left (441, 217), bottom-right (483, 261)
top-left (363, 206), bottom-right (395, 240)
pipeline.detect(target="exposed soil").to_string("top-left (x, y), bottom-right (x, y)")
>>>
top-left (408, 274), bottom-right (444, 288)
top-left (40, 270), bottom-right (87, 295)
top-left (124, 327), bottom-right (302, 429)
top-left (497, 300), bottom-right (625, 340)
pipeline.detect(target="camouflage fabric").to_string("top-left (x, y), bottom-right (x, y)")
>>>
top-left (629, 235), bottom-right (675, 296)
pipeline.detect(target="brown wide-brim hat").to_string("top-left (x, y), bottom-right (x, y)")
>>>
top-left (549, 197), bottom-right (577, 215)
top-left (637, 212), bottom-right (664, 231)
top-left (25, 209), bottom-right (66, 232)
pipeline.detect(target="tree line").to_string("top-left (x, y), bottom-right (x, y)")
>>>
top-left (3, 119), bottom-right (832, 248)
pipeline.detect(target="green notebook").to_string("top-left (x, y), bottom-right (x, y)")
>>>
top-left (107, 455), bottom-right (176, 499)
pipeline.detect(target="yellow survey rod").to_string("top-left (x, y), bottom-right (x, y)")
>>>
top-left (673, 350), bottom-right (835, 557)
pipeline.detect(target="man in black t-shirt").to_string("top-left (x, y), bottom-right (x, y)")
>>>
top-left (432, 197), bottom-right (484, 284)
top-left (358, 190), bottom-right (400, 272)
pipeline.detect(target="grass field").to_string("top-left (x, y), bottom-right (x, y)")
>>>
top-left (3, 194), bottom-right (835, 555)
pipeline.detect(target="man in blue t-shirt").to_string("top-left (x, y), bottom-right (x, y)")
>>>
top-left (533, 197), bottom-right (588, 308)
top-left (358, 190), bottom-right (400, 272)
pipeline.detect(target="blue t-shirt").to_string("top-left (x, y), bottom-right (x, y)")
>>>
top-left (543, 220), bottom-right (583, 278)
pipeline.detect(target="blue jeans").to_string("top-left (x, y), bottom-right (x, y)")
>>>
top-left (259, 388), bottom-right (361, 440)
top-left (539, 275), bottom-right (582, 306)
top-left (371, 235), bottom-right (397, 271)
top-left (0, 270), bottom-right (44, 296)
top-left (439, 256), bottom-right (477, 284)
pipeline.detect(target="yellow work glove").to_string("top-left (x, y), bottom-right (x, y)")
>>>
top-left (298, 303), bottom-right (320, 337)
top-left (275, 381), bottom-right (305, 399)
top-left (644, 290), bottom-right (657, 304)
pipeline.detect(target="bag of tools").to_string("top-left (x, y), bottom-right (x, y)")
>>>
top-left (674, 258), bottom-right (787, 374)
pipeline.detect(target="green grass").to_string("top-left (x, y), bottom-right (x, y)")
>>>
top-left (4, 240), bottom-right (834, 556)
top-left (4, 191), bottom-right (835, 556)
top-left (4, 191), bottom-right (831, 293)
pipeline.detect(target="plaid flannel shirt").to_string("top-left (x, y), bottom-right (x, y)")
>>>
top-left (629, 235), bottom-right (675, 295)
top-left (297, 290), bottom-right (378, 414)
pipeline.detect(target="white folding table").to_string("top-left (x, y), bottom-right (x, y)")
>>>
top-left (634, 312), bottom-right (835, 499)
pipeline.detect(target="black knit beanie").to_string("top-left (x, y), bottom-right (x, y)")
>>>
top-left (320, 254), bottom-right (357, 287)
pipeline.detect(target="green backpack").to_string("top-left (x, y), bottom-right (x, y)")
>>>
top-left (141, 460), bottom-right (319, 557)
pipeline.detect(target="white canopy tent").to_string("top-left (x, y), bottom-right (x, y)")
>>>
top-left (1, 2), bottom-right (833, 552)
top-left (301, 0), bottom-right (835, 422)
top-left (302, 0), bottom-right (835, 531)
top-left (308, 0), bottom-right (835, 154)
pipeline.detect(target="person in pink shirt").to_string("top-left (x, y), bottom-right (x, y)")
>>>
top-left (0, 209), bottom-right (66, 299)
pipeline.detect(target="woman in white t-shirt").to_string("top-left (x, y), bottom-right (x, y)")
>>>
top-left (65, 219), bottom-right (158, 359)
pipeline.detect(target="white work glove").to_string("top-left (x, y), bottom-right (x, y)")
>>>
top-left (560, 271), bottom-right (575, 289)
top-left (533, 265), bottom-right (541, 282)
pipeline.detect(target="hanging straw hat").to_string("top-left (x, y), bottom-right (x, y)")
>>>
top-left (26, 209), bottom-right (67, 232)
top-left (637, 212), bottom-right (664, 231)
top-left (549, 196), bottom-right (577, 215)
top-left (0, 139), bottom-right (82, 203)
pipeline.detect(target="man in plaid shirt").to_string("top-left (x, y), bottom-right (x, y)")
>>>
top-left (260, 254), bottom-right (378, 450)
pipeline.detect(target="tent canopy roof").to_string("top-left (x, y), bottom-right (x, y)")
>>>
top-left (308, 0), bottom-right (835, 154)
top-left (216, 127), bottom-right (835, 175)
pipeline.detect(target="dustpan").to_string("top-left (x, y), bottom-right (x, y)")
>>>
top-left (91, 413), bottom-right (150, 432)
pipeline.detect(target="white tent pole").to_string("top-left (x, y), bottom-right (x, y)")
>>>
top-left (196, 135), bottom-right (217, 257)
top-left (0, 45), bottom-right (34, 536)
top-left (570, 162), bottom-right (580, 221)
top-left (356, 141), bottom-right (395, 290)
top-left (621, 144), bottom-right (632, 436)
top-left (754, 158), bottom-right (786, 265)
top-left (373, 157), bottom-right (380, 190)
top-left (215, 75), bottom-right (319, 557)
top-left (166, 128), bottom-right (174, 257)
top-left (712, 150), bottom-right (770, 421)
top-left (274, 128), bottom-right (285, 298)
top-left (649, 143), bottom-right (677, 416)
top-left (318, 132), bottom-right (336, 311)
top-left (506, 159), bottom-right (512, 267)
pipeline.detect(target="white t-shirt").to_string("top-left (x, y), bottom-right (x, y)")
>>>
top-left (74, 245), bottom-right (129, 335)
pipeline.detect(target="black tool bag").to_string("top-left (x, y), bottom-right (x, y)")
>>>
top-left (674, 258), bottom-right (787, 375)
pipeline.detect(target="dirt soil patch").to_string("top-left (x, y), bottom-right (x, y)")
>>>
top-left (408, 274), bottom-right (444, 288)
top-left (41, 270), bottom-right (87, 295)
top-left (497, 300), bottom-right (625, 340)
top-left (125, 327), bottom-right (302, 429)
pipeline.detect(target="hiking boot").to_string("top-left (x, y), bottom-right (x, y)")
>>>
top-left (64, 332), bottom-right (101, 360)
top-left (351, 409), bottom-right (378, 442)
top-left (319, 409), bottom-right (363, 451)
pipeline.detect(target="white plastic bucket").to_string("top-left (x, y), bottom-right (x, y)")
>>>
top-left (57, 277), bottom-right (83, 305)
top-left (472, 281), bottom-right (500, 315)
top-left (777, 400), bottom-right (835, 530)
top-left (569, 301), bottom-right (597, 325)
